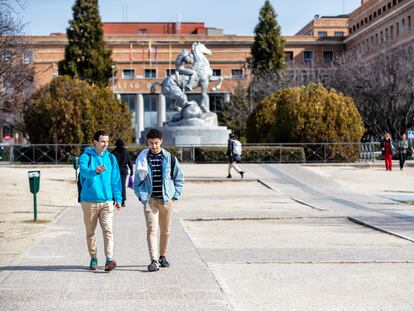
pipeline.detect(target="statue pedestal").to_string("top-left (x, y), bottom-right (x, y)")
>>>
top-left (141, 126), bottom-right (230, 146)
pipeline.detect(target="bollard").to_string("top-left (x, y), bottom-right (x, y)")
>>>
top-left (72, 156), bottom-right (79, 181)
top-left (28, 170), bottom-right (40, 222)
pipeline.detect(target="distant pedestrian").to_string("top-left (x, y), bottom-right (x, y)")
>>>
top-left (134, 129), bottom-right (184, 272)
top-left (381, 132), bottom-right (395, 171)
top-left (79, 130), bottom-right (122, 272)
top-left (397, 133), bottom-right (409, 170)
top-left (111, 139), bottom-right (133, 207)
top-left (226, 134), bottom-right (244, 178)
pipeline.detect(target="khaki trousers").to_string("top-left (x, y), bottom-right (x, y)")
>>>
top-left (81, 202), bottom-right (114, 259)
top-left (144, 197), bottom-right (174, 261)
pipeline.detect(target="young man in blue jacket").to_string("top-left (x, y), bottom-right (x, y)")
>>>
top-left (134, 128), bottom-right (184, 272)
top-left (79, 130), bottom-right (122, 272)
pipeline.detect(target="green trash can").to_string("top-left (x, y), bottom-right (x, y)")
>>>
top-left (0, 145), bottom-right (4, 161)
top-left (72, 156), bottom-right (79, 170)
top-left (28, 170), bottom-right (40, 222)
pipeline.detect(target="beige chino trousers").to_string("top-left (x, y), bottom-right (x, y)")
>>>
top-left (144, 197), bottom-right (174, 261)
top-left (81, 202), bottom-right (114, 259)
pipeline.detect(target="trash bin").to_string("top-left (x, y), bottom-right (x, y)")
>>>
top-left (28, 170), bottom-right (40, 222)
top-left (28, 171), bottom-right (40, 194)
top-left (72, 156), bottom-right (79, 170)
top-left (0, 145), bottom-right (3, 161)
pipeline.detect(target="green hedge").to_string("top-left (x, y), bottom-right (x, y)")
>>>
top-left (195, 146), bottom-right (305, 163)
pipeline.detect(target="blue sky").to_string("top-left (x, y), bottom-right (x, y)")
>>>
top-left (17, 0), bottom-right (361, 36)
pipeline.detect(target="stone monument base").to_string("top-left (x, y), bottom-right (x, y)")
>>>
top-left (141, 126), bottom-right (230, 146)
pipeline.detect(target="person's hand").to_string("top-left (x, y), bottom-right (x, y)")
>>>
top-left (114, 202), bottom-right (122, 210)
top-left (96, 165), bottom-right (106, 174)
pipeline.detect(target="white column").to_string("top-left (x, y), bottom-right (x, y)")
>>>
top-left (157, 94), bottom-right (166, 127)
top-left (136, 93), bottom-right (144, 144)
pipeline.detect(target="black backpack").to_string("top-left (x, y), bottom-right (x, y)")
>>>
top-left (77, 153), bottom-right (115, 203)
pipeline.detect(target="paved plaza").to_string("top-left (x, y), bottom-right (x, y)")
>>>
top-left (1, 162), bottom-right (414, 310)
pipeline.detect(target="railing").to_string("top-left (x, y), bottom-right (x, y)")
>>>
top-left (0, 142), bottom-right (381, 164)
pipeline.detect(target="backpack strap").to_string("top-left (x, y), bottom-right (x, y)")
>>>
top-left (170, 154), bottom-right (176, 179)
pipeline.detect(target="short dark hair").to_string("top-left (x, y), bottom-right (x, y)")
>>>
top-left (147, 128), bottom-right (163, 140)
top-left (115, 138), bottom-right (124, 148)
top-left (94, 130), bottom-right (109, 142)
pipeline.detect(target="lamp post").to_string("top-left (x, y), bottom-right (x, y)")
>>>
top-left (111, 65), bottom-right (116, 97)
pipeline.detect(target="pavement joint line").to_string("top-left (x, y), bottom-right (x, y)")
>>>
top-left (0, 205), bottom-right (72, 285)
top-left (186, 178), bottom-right (257, 183)
top-left (237, 261), bottom-right (414, 265)
top-left (183, 216), bottom-right (347, 222)
top-left (176, 216), bottom-right (235, 311)
top-left (257, 179), bottom-right (281, 192)
top-left (290, 197), bottom-right (327, 211)
top-left (348, 217), bottom-right (414, 243)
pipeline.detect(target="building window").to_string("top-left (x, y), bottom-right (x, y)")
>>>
top-left (383, 6), bottom-right (386, 13)
top-left (385, 28), bottom-right (389, 41)
top-left (22, 51), bottom-right (33, 64)
top-left (334, 31), bottom-right (344, 37)
top-left (212, 69), bottom-right (221, 77)
top-left (166, 69), bottom-right (176, 76)
top-left (139, 28), bottom-right (148, 34)
top-left (374, 11), bottom-right (377, 18)
top-left (209, 93), bottom-right (224, 112)
top-left (365, 17), bottom-right (368, 24)
top-left (402, 18), bottom-right (406, 33)
top-left (323, 51), bottom-right (334, 64)
top-left (143, 94), bottom-right (157, 128)
top-left (397, 22), bottom-right (400, 36)
top-left (393, 0), bottom-right (396, 5)
top-left (390, 25), bottom-right (394, 39)
top-left (380, 31), bottom-right (384, 44)
top-left (408, 16), bottom-right (411, 30)
top-left (284, 51), bottom-right (294, 64)
top-left (388, 2), bottom-right (391, 9)
top-left (378, 9), bottom-right (381, 16)
top-left (318, 31), bottom-right (327, 37)
top-left (122, 69), bottom-right (135, 78)
top-left (369, 15), bottom-right (372, 21)
top-left (349, 28), bottom-right (352, 34)
top-left (144, 69), bottom-right (156, 78)
top-left (231, 69), bottom-right (243, 78)
top-left (120, 94), bottom-right (137, 127)
top-left (304, 51), bottom-right (313, 63)
top-left (375, 33), bottom-right (379, 44)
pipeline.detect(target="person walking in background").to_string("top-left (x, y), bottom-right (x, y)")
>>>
top-left (381, 132), bottom-right (395, 171)
top-left (226, 134), bottom-right (244, 179)
top-left (79, 130), bottom-right (122, 272)
top-left (397, 133), bottom-right (409, 170)
top-left (112, 139), bottom-right (133, 207)
top-left (134, 129), bottom-right (184, 272)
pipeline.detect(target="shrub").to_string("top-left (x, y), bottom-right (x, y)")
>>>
top-left (24, 76), bottom-right (134, 144)
top-left (246, 83), bottom-right (365, 160)
top-left (195, 146), bottom-right (305, 163)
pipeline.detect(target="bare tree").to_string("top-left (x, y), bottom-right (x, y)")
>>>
top-left (328, 42), bottom-right (414, 140)
top-left (0, 0), bottom-right (34, 135)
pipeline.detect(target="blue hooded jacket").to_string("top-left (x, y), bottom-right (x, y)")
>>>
top-left (79, 147), bottom-right (122, 203)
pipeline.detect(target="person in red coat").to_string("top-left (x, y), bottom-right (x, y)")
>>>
top-left (381, 133), bottom-right (395, 171)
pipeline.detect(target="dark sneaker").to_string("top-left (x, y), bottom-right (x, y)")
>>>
top-left (104, 258), bottom-right (117, 272)
top-left (147, 260), bottom-right (159, 272)
top-left (89, 258), bottom-right (98, 270)
top-left (159, 256), bottom-right (170, 268)
top-left (226, 174), bottom-right (232, 178)
top-left (240, 171), bottom-right (245, 179)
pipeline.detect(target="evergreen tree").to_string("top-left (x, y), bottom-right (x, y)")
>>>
top-left (58, 0), bottom-right (113, 87)
top-left (250, 0), bottom-right (285, 75)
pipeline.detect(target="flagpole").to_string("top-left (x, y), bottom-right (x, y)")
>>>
top-left (169, 42), bottom-right (172, 73)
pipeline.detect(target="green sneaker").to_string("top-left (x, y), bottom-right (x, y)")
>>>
top-left (104, 257), bottom-right (117, 272)
top-left (89, 258), bottom-right (98, 270)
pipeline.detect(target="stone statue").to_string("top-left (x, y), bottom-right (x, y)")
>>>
top-left (151, 42), bottom-right (224, 127)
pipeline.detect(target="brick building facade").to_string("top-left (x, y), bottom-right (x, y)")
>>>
top-left (1, 0), bottom-right (413, 143)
